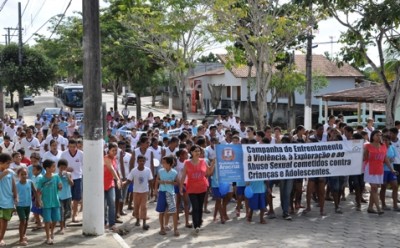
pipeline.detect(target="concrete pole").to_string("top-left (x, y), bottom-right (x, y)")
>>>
top-left (82, 0), bottom-right (104, 236)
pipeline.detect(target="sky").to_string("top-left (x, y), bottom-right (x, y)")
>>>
top-left (0, 0), bottom-right (378, 65)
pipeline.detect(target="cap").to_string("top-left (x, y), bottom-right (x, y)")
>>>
top-left (10, 120), bottom-right (15, 124)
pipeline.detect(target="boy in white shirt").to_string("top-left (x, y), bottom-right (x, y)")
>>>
top-left (126, 155), bottom-right (153, 230)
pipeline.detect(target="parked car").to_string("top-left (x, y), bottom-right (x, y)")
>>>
top-left (23, 95), bottom-right (35, 106)
top-left (204, 108), bottom-right (231, 123)
top-left (121, 93), bottom-right (136, 105)
top-left (40, 107), bottom-right (63, 120)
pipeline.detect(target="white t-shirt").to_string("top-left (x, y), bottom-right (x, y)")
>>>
top-left (364, 126), bottom-right (375, 140)
top-left (129, 134), bottom-right (140, 149)
top-left (118, 152), bottom-right (132, 179)
top-left (61, 150), bottom-right (84, 180)
top-left (164, 147), bottom-right (178, 157)
top-left (0, 142), bottom-right (14, 155)
top-left (45, 134), bottom-right (66, 151)
top-left (205, 146), bottom-right (216, 160)
top-left (149, 146), bottom-right (162, 163)
top-left (127, 167), bottom-right (153, 193)
top-left (4, 125), bottom-right (16, 140)
top-left (20, 137), bottom-right (40, 158)
top-left (133, 147), bottom-right (152, 169)
top-left (42, 150), bottom-right (62, 169)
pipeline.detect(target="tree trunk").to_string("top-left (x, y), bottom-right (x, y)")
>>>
top-left (136, 92), bottom-right (142, 120)
top-left (386, 67), bottom-right (400, 127)
top-left (17, 89), bottom-right (25, 117)
top-left (254, 60), bottom-right (270, 130)
top-left (112, 80), bottom-right (118, 111)
top-left (152, 94), bottom-right (156, 107)
top-left (179, 73), bottom-right (188, 120)
top-left (247, 64), bottom-right (254, 125)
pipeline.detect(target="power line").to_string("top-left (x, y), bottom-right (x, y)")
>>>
top-left (49, 0), bottom-right (72, 39)
top-left (30, 0), bottom-right (47, 26)
top-left (21, 0), bottom-right (30, 17)
top-left (0, 0), bottom-right (8, 12)
top-left (24, 16), bottom-right (52, 44)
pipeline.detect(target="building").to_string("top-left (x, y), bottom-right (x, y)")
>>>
top-left (188, 54), bottom-right (364, 127)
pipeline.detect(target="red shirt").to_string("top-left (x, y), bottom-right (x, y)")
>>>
top-left (104, 155), bottom-right (117, 191)
top-left (185, 158), bottom-right (208, 194)
top-left (365, 143), bottom-right (387, 175)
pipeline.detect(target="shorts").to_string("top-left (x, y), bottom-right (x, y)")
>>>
top-left (31, 196), bottom-right (42, 215)
top-left (0, 208), bottom-right (14, 221)
top-left (174, 185), bottom-right (186, 194)
top-left (349, 174), bottom-right (364, 189)
top-left (71, 178), bottom-right (82, 201)
top-left (249, 193), bottom-right (266, 211)
top-left (42, 207), bottom-right (61, 223)
top-left (327, 176), bottom-right (345, 192)
top-left (383, 171), bottom-right (397, 184)
top-left (308, 177), bottom-right (326, 183)
top-left (115, 181), bottom-right (122, 201)
top-left (60, 198), bottom-right (72, 221)
top-left (156, 191), bottom-right (176, 213)
top-left (16, 206), bottom-right (30, 221)
top-left (128, 183), bottom-right (134, 193)
top-left (236, 186), bottom-right (245, 196)
top-left (212, 187), bottom-right (222, 199)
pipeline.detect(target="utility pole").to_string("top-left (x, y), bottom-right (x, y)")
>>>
top-left (17, 2), bottom-right (24, 117)
top-left (304, 2), bottom-right (313, 131)
top-left (82, 0), bottom-right (104, 236)
top-left (4, 27), bottom-right (20, 45)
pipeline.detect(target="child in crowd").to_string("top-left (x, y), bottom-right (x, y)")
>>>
top-left (58, 159), bottom-right (74, 234)
top-left (36, 159), bottom-right (62, 245)
top-left (30, 162), bottom-right (44, 231)
top-left (247, 180), bottom-right (267, 224)
top-left (156, 156), bottom-right (179, 236)
top-left (175, 149), bottom-right (192, 228)
top-left (16, 167), bottom-right (40, 246)
top-left (0, 153), bottom-right (16, 247)
top-left (126, 155), bottom-right (153, 230)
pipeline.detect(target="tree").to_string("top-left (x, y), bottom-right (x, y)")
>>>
top-left (117, 0), bottom-right (212, 120)
top-left (35, 15), bottom-right (83, 82)
top-left (209, 0), bottom-right (312, 129)
top-left (323, 0), bottom-right (400, 127)
top-left (0, 44), bottom-right (55, 114)
top-left (197, 52), bottom-right (219, 63)
top-left (149, 69), bottom-right (169, 107)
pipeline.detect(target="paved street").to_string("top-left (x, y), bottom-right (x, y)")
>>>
top-left (3, 91), bottom-right (399, 247)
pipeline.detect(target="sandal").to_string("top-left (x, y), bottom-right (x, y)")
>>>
top-left (174, 231), bottom-right (180, 237)
top-left (335, 208), bottom-right (343, 214)
top-left (302, 209), bottom-right (311, 215)
top-left (135, 222), bottom-right (140, 227)
top-left (143, 224), bottom-right (150, 231)
top-left (19, 241), bottom-right (28, 246)
top-left (185, 223), bottom-right (193, 228)
top-left (165, 225), bottom-right (172, 231)
top-left (259, 219), bottom-right (267, 224)
top-left (367, 209), bottom-right (378, 214)
top-left (46, 239), bottom-right (53, 245)
top-left (159, 230), bottom-right (167, 235)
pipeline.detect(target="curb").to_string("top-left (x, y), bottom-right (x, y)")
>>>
top-left (112, 233), bottom-right (131, 248)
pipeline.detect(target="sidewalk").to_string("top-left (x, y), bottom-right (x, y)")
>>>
top-left (2, 212), bottom-right (129, 248)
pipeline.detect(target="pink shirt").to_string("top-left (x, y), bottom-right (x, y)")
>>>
top-left (185, 158), bottom-right (208, 194)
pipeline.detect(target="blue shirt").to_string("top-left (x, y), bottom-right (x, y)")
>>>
top-left (249, 180), bottom-right (266, 194)
top-left (16, 180), bottom-right (32, 207)
top-left (28, 166), bottom-right (45, 181)
top-left (37, 174), bottom-right (61, 208)
top-left (0, 169), bottom-right (15, 209)
top-left (211, 166), bottom-right (219, 188)
top-left (158, 168), bottom-right (177, 193)
top-left (59, 172), bottom-right (72, 200)
top-left (385, 145), bottom-right (397, 171)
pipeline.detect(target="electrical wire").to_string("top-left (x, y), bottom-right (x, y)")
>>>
top-left (24, 16), bottom-right (53, 44)
top-left (48, 0), bottom-right (72, 39)
top-left (0, 0), bottom-right (8, 13)
top-left (31, 0), bottom-right (47, 26)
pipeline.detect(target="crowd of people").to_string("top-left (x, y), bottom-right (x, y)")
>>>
top-left (1, 108), bottom-right (400, 246)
